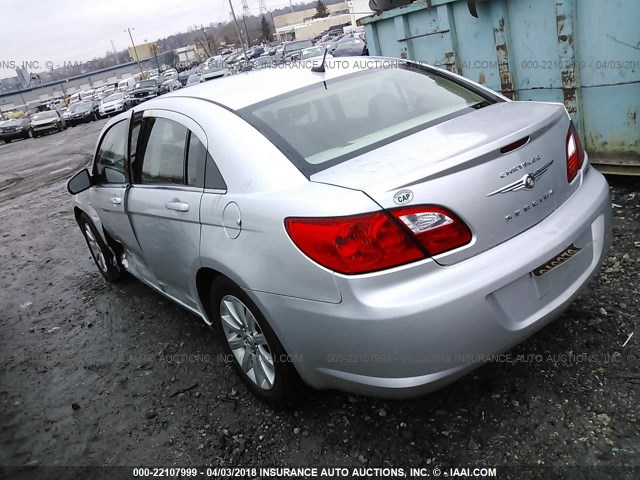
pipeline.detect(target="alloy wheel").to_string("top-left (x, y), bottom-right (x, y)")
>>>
top-left (84, 224), bottom-right (108, 273)
top-left (220, 295), bottom-right (275, 390)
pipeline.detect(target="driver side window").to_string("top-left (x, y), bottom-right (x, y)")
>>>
top-left (93, 120), bottom-right (129, 185)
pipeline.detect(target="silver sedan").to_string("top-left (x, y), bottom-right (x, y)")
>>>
top-left (67, 58), bottom-right (612, 407)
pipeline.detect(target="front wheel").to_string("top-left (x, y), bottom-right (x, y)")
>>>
top-left (211, 277), bottom-right (302, 408)
top-left (78, 213), bottom-right (121, 282)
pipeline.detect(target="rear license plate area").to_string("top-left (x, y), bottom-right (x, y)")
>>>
top-left (532, 244), bottom-right (581, 277)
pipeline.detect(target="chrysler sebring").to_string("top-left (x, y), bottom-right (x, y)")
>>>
top-left (67, 58), bottom-right (612, 406)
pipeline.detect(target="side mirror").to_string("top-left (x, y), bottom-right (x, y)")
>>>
top-left (67, 168), bottom-right (92, 195)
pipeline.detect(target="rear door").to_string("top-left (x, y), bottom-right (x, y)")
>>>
top-left (126, 110), bottom-right (206, 308)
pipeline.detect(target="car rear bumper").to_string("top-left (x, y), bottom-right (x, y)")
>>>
top-left (0, 131), bottom-right (27, 140)
top-left (67, 117), bottom-right (90, 125)
top-left (249, 167), bottom-right (612, 398)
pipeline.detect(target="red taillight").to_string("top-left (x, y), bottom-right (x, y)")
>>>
top-left (566, 122), bottom-right (585, 182)
top-left (389, 206), bottom-right (472, 256)
top-left (285, 212), bottom-right (424, 274)
top-left (285, 206), bottom-right (472, 275)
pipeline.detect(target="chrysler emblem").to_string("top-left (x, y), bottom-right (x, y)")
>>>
top-left (524, 174), bottom-right (535, 189)
top-left (487, 160), bottom-right (553, 197)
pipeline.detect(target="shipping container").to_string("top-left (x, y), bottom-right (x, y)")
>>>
top-left (360, 0), bottom-right (640, 174)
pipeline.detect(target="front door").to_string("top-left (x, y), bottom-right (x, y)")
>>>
top-left (89, 119), bottom-right (140, 258)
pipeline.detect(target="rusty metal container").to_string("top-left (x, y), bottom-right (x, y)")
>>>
top-left (359, 0), bottom-right (640, 174)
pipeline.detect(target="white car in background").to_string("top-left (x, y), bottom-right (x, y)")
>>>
top-left (99, 92), bottom-right (130, 117)
top-left (185, 74), bottom-right (204, 87)
top-left (201, 62), bottom-right (228, 81)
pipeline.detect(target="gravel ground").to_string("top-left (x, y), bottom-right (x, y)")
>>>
top-left (0, 121), bottom-right (638, 477)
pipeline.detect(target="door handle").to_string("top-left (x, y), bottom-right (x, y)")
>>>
top-left (111, 197), bottom-right (122, 205)
top-left (165, 200), bottom-right (189, 212)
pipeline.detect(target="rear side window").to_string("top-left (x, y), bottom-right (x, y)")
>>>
top-left (93, 120), bottom-right (128, 184)
top-left (186, 133), bottom-right (206, 187)
top-left (186, 132), bottom-right (226, 190)
top-left (239, 65), bottom-right (493, 176)
top-left (131, 116), bottom-right (215, 189)
top-left (139, 118), bottom-right (188, 185)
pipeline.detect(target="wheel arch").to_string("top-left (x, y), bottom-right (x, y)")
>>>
top-left (73, 205), bottom-right (122, 259)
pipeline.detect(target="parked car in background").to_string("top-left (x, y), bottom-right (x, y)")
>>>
top-left (117, 77), bottom-right (136, 92)
top-left (99, 92), bottom-right (131, 116)
top-left (201, 63), bottom-right (228, 81)
top-left (331, 37), bottom-right (368, 57)
top-left (30, 110), bottom-right (65, 137)
top-left (185, 74), bottom-right (204, 87)
top-left (66, 58), bottom-right (612, 406)
top-left (64, 102), bottom-right (99, 126)
top-left (246, 47), bottom-right (265, 59)
top-left (163, 68), bottom-right (178, 78)
top-left (130, 79), bottom-right (160, 104)
top-left (160, 78), bottom-right (182, 94)
top-left (300, 46), bottom-right (330, 60)
top-left (178, 68), bottom-right (200, 86)
top-left (69, 92), bottom-right (82, 104)
top-left (278, 40), bottom-right (314, 62)
top-left (250, 56), bottom-right (275, 70)
top-left (0, 118), bottom-right (32, 143)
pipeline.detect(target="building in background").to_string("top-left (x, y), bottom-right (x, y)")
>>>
top-left (273, 0), bottom-right (364, 41)
top-left (127, 42), bottom-right (159, 63)
top-left (175, 45), bottom-right (208, 64)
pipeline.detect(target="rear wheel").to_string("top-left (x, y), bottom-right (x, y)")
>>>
top-left (78, 213), bottom-right (121, 282)
top-left (211, 277), bottom-right (302, 408)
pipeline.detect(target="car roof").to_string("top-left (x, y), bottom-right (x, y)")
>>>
top-left (165, 56), bottom-right (391, 111)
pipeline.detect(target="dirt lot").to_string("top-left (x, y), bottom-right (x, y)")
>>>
top-left (0, 120), bottom-right (638, 476)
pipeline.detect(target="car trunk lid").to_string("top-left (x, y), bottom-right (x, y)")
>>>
top-left (310, 101), bottom-right (578, 265)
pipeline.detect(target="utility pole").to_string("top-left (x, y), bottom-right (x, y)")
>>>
top-left (125, 27), bottom-right (145, 77)
top-left (240, 0), bottom-right (251, 47)
top-left (110, 40), bottom-right (120, 64)
top-left (228, 0), bottom-right (248, 60)
top-left (289, 0), bottom-right (294, 13)
top-left (242, 15), bottom-right (251, 47)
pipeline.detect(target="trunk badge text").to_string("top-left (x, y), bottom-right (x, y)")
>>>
top-left (504, 190), bottom-right (554, 222)
top-left (500, 154), bottom-right (542, 178)
top-left (486, 160), bottom-right (554, 197)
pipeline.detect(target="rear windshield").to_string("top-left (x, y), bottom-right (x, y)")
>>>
top-left (239, 65), bottom-right (492, 175)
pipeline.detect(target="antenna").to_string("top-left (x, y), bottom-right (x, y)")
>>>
top-left (311, 48), bottom-right (329, 73)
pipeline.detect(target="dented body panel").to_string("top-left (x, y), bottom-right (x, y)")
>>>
top-left (359, 0), bottom-right (640, 173)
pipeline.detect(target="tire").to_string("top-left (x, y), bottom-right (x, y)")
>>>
top-left (32, 132), bottom-right (39, 138)
top-left (57, 122), bottom-right (63, 132)
top-left (24, 130), bottom-right (31, 139)
top-left (78, 213), bottom-right (122, 282)
top-left (211, 277), bottom-right (302, 408)
top-left (4, 139), bottom-right (11, 144)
